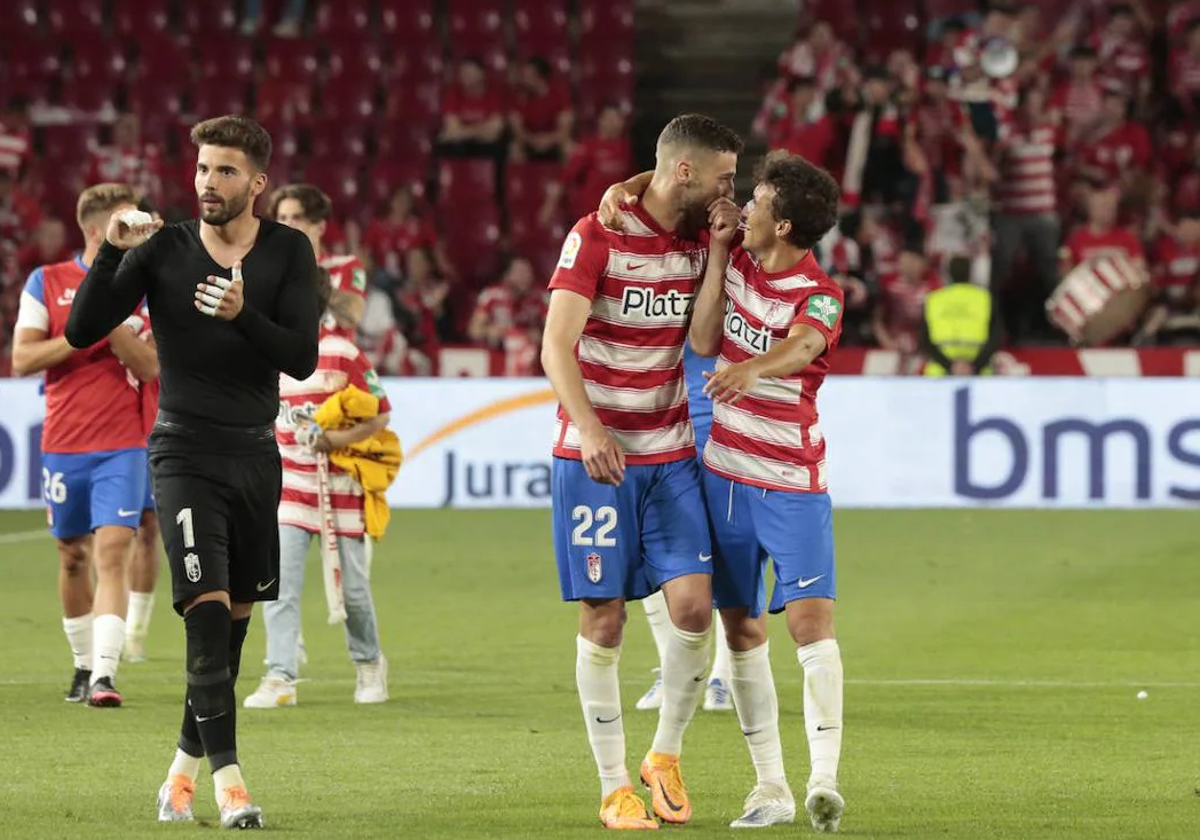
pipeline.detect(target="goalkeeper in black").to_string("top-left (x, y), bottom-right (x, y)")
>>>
top-left (65, 114), bottom-right (321, 829)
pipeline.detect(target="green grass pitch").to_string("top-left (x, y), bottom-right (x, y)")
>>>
top-left (0, 507), bottom-right (1198, 839)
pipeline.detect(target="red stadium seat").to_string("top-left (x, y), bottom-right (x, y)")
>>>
top-left (3, 38), bottom-right (62, 92)
top-left (441, 211), bottom-right (502, 286)
top-left (0, 1), bottom-right (40, 48)
top-left (314, 79), bottom-right (378, 123)
top-left (379, 0), bottom-right (436, 46)
top-left (375, 121), bottom-right (434, 160)
top-left (579, 0), bottom-right (635, 39)
top-left (197, 40), bottom-right (257, 83)
top-left (392, 43), bottom-right (444, 85)
top-left (126, 76), bottom-right (185, 123)
top-left (262, 37), bottom-right (318, 80)
top-left (46, 0), bottom-right (106, 40)
top-left (514, 0), bottom-right (570, 57)
top-left (60, 77), bottom-right (118, 116)
top-left (860, 0), bottom-right (923, 62)
top-left (65, 39), bottom-right (127, 84)
top-left (303, 159), bottom-right (363, 207)
top-left (799, 0), bottom-right (860, 42)
top-left (307, 121), bottom-right (369, 161)
top-left (313, 0), bottom-right (372, 36)
top-left (255, 79), bottom-right (314, 125)
top-left (384, 80), bottom-right (441, 130)
top-left (190, 84), bottom-right (252, 121)
top-left (41, 124), bottom-right (99, 166)
top-left (437, 158), bottom-right (497, 207)
top-left (504, 161), bottom-right (563, 217)
top-left (130, 33), bottom-right (193, 84)
top-left (180, 0), bottom-right (240, 35)
top-left (112, 0), bottom-right (172, 38)
top-left (447, 0), bottom-right (507, 56)
top-left (327, 43), bottom-right (385, 86)
top-left (509, 216), bottom-right (569, 282)
top-left (367, 159), bottom-right (430, 209)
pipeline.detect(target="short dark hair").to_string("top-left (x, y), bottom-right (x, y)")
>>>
top-left (190, 115), bottom-right (272, 172)
top-left (755, 150), bottom-right (840, 250)
top-left (657, 114), bottom-right (744, 156)
top-left (268, 183), bottom-right (333, 222)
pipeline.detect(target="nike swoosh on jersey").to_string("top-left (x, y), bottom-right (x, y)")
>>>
top-left (117, 508), bottom-right (139, 517)
top-left (796, 575), bottom-right (824, 588)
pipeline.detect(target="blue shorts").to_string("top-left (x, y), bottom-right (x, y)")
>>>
top-left (143, 463), bottom-right (156, 512)
top-left (553, 457), bottom-right (712, 602)
top-left (692, 410), bottom-right (712, 458)
top-left (42, 448), bottom-right (149, 540)
top-left (703, 470), bottom-right (836, 617)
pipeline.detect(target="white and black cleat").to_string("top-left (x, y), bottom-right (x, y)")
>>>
top-left (804, 779), bottom-right (844, 833)
top-left (730, 782), bottom-right (796, 829)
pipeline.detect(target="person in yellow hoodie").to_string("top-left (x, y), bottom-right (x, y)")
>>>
top-left (244, 268), bottom-right (395, 708)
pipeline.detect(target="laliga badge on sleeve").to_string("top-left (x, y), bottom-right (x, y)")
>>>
top-left (558, 231), bottom-right (582, 270)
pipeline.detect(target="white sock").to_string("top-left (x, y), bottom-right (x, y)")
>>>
top-left (710, 611), bottom-right (732, 683)
top-left (730, 643), bottom-right (787, 788)
top-left (91, 614), bottom-right (126, 681)
top-left (126, 591), bottom-right (155, 639)
top-left (576, 635), bottom-right (630, 798)
top-left (651, 622), bottom-right (710, 756)
top-left (641, 590), bottom-right (671, 665)
top-left (213, 764), bottom-right (246, 801)
top-left (798, 638), bottom-right (843, 785)
top-left (63, 613), bottom-right (93, 671)
top-left (168, 747), bottom-right (203, 782)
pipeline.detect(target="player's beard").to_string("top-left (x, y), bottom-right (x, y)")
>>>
top-left (200, 186), bottom-right (252, 227)
top-left (677, 182), bottom-right (716, 239)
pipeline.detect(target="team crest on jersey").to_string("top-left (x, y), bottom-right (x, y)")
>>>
top-left (586, 552), bottom-right (602, 583)
top-left (805, 294), bottom-right (842, 329)
top-left (184, 552), bottom-right (202, 583)
top-left (352, 267), bottom-right (367, 292)
top-left (363, 368), bottom-right (386, 401)
top-left (558, 232), bottom-right (582, 269)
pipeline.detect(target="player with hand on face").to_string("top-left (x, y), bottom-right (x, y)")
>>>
top-left (603, 151), bottom-right (847, 831)
top-left (65, 115), bottom-right (321, 829)
top-left (542, 113), bottom-right (742, 830)
top-left (12, 183), bottom-right (159, 707)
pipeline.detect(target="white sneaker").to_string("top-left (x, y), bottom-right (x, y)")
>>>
top-left (354, 656), bottom-right (388, 704)
top-left (805, 778), bottom-right (844, 833)
top-left (703, 676), bottom-right (733, 711)
top-left (730, 782), bottom-right (796, 829)
top-left (634, 669), bottom-right (663, 711)
top-left (242, 675), bottom-right (297, 709)
top-left (124, 635), bottom-right (147, 664)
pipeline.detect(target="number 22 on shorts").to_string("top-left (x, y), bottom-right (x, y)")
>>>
top-left (176, 507), bottom-right (203, 583)
top-left (571, 505), bottom-right (617, 547)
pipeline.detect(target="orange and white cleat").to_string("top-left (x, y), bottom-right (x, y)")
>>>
top-left (156, 774), bottom-right (195, 822)
top-left (639, 752), bottom-right (692, 824)
top-left (218, 785), bottom-right (263, 830)
top-left (598, 786), bottom-right (658, 830)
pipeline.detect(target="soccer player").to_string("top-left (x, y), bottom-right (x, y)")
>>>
top-left (602, 151), bottom-right (847, 830)
top-left (64, 115), bottom-right (321, 829)
top-left (242, 266), bottom-right (390, 709)
top-left (11, 183), bottom-right (159, 707)
top-left (541, 113), bottom-right (742, 829)
top-left (635, 343), bottom-right (734, 714)
top-left (269, 183), bottom-right (368, 337)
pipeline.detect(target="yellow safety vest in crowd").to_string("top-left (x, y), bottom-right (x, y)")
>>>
top-left (923, 283), bottom-right (992, 377)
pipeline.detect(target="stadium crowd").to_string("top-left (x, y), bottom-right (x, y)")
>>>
top-left (3, 0), bottom-right (1200, 377)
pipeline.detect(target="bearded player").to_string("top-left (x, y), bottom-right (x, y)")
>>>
top-left (12, 183), bottom-right (159, 706)
top-left (542, 113), bottom-right (742, 830)
top-left (603, 151), bottom-right (847, 830)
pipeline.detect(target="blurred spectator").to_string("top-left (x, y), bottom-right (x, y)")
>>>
top-left (17, 218), bottom-right (69, 278)
top-left (363, 186), bottom-right (448, 279)
top-left (1073, 83), bottom-right (1151, 189)
top-left (439, 57), bottom-right (507, 159)
top-left (1060, 182), bottom-right (1147, 275)
top-left (873, 236), bottom-right (942, 369)
top-left (1137, 207), bottom-right (1200, 344)
top-left (0, 168), bottom-right (42, 285)
top-left (754, 21), bottom-right (851, 137)
top-left (85, 113), bottom-right (164, 205)
top-left (913, 67), bottom-right (967, 202)
top-left (241, 0), bottom-right (307, 37)
top-left (509, 58), bottom-right (573, 163)
top-left (1052, 46), bottom-right (1104, 144)
top-left (818, 211), bottom-right (878, 345)
top-left (1090, 3), bottom-right (1150, 98)
top-left (768, 76), bottom-right (836, 169)
top-left (1169, 18), bottom-right (1200, 119)
top-left (0, 98), bottom-right (32, 175)
top-left (551, 104), bottom-right (633, 222)
top-left (397, 248), bottom-right (452, 352)
top-left (992, 85), bottom-right (1061, 330)
top-left (468, 256), bottom-right (548, 375)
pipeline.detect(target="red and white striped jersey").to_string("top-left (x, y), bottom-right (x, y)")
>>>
top-left (548, 205), bottom-right (708, 464)
top-left (277, 333), bottom-right (391, 537)
top-left (703, 247), bottom-right (844, 494)
top-left (995, 122), bottom-right (1059, 215)
top-left (319, 252), bottom-right (368, 340)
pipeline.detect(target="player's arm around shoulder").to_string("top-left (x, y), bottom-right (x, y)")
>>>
top-left (689, 199), bottom-right (741, 357)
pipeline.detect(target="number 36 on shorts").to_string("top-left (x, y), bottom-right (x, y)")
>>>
top-left (571, 505), bottom-right (618, 547)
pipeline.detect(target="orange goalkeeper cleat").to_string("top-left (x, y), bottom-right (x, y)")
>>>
top-left (599, 786), bottom-right (658, 830)
top-left (640, 752), bottom-right (692, 824)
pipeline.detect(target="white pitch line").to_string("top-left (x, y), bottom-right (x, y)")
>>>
top-left (848, 678), bottom-right (1200, 689)
top-left (0, 529), bottom-right (46, 545)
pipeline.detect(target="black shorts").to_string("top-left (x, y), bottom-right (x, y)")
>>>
top-left (150, 417), bottom-right (282, 614)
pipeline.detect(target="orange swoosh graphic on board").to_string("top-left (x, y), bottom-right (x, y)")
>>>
top-left (405, 389), bottom-right (557, 461)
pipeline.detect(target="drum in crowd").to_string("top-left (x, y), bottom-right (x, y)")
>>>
top-left (1046, 254), bottom-right (1151, 345)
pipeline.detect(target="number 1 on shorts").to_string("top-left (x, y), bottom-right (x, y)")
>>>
top-left (176, 507), bottom-right (195, 549)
